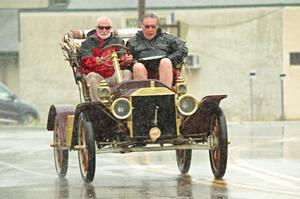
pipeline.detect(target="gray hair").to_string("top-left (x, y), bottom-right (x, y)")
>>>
top-left (140, 13), bottom-right (159, 25)
top-left (96, 16), bottom-right (112, 26)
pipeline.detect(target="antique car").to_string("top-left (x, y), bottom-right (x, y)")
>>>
top-left (46, 28), bottom-right (228, 183)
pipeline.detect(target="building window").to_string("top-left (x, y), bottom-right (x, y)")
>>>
top-left (290, 52), bottom-right (300, 65)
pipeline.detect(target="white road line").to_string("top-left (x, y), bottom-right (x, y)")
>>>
top-left (0, 161), bottom-right (55, 177)
top-left (230, 137), bottom-right (300, 187)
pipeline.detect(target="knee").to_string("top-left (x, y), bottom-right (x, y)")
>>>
top-left (160, 58), bottom-right (172, 67)
top-left (86, 72), bottom-right (101, 84)
top-left (123, 69), bottom-right (132, 80)
top-left (133, 63), bottom-right (146, 73)
top-left (159, 58), bottom-right (173, 73)
top-left (133, 63), bottom-right (147, 80)
top-left (87, 72), bottom-right (98, 80)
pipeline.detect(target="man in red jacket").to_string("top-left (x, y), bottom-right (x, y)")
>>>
top-left (80, 16), bottom-right (133, 101)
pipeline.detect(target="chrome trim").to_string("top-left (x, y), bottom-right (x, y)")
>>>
top-left (131, 86), bottom-right (174, 96)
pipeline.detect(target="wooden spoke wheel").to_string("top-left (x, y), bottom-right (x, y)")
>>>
top-left (176, 149), bottom-right (192, 174)
top-left (53, 115), bottom-right (68, 177)
top-left (77, 112), bottom-right (96, 183)
top-left (209, 108), bottom-right (228, 179)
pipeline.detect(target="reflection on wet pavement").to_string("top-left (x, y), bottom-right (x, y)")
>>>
top-left (176, 175), bottom-right (193, 198)
top-left (53, 175), bottom-right (231, 199)
top-left (0, 122), bottom-right (299, 199)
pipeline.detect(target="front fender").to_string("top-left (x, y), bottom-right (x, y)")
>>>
top-left (46, 104), bottom-right (76, 131)
top-left (180, 95), bottom-right (227, 139)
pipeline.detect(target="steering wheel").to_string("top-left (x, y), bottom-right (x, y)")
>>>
top-left (98, 44), bottom-right (130, 68)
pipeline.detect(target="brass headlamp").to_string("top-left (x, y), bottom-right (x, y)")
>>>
top-left (98, 80), bottom-right (111, 103)
top-left (175, 76), bottom-right (187, 96)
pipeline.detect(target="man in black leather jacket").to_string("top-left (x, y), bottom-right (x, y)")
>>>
top-left (126, 13), bottom-right (188, 88)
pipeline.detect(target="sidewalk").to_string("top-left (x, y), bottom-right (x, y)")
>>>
top-left (228, 120), bottom-right (300, 126)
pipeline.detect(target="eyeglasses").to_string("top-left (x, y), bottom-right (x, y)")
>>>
top-left (143, 24), bottom-right (157, 29)
top-left (97, 26), bottom-right (111, 30)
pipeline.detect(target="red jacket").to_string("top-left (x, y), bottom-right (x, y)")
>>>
top-left (80, 31), bottom-right (125, 78)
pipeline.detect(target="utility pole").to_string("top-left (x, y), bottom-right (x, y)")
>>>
top-left (138, 0), bottom-right (146, 27)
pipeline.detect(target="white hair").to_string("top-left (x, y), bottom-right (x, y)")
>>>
top-left (96, 16), bottom-right (112, 26)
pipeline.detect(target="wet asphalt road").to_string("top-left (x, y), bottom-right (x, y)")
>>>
top-left (0, 122), bottom-right (299, 199)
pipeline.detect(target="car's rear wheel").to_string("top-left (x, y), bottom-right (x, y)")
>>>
top-left (209, 108), bottom-right (228, 179)
top-left (77, 112), bottom-right (96, 183)
top-left (53, 115), bottom-right (68, 177)
top-left (176, 149), bottom-right (192, 174)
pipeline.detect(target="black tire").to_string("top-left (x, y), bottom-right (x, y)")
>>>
top-left (209, 108), bottom-right (228, 179)
top-left (176, 149), bottom-right (192, 174)
top-left (53, 115), bottom-right (69, 177)
top-left (77, 112), bottom-right (96, 183)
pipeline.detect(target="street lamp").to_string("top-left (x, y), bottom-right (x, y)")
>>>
top-left (249, 70), bottom-right (256, 121)
top-left (280, 73), bottom-right (286, 120)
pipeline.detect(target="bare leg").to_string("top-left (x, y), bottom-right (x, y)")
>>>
top-left (159, 58), bottom-right (173, 88)
top-left (133, 63), bottom-right (148, 80)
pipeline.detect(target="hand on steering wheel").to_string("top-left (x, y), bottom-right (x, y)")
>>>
top-left (98, 44), bottom-right (131, 68)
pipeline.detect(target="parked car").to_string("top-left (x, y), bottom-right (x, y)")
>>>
top-left (0, 82), bottom-right (39, 125)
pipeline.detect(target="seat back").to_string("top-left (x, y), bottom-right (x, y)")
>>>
top-left (61, 29), bottom-right (92, 102)
top-left (65, 28), bottom-right (140, 51)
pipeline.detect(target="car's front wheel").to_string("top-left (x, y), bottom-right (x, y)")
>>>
top-left (176, 149), bottom-right (192, 174)
top-left (209, 108), bottom-right (228, 179)
top-left (77, 112), bottom-right (96, 183)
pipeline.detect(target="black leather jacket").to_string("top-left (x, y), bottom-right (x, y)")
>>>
top-left (126, 28), bottom-right (188, 68)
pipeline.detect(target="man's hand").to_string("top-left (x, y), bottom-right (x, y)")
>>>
top-left (124, 54), bottom-right (133, 64)
top-left (96, 57), bottom-right (103, 65)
